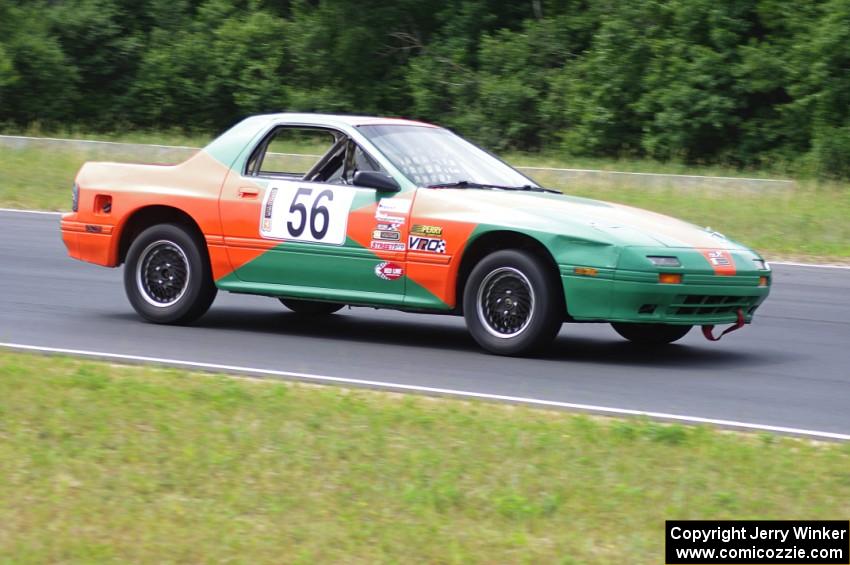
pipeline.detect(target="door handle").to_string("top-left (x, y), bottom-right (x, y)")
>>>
top-left (238, 187), bottom-right (260, 198)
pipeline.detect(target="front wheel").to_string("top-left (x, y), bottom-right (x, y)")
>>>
top-left (279, 298), bottom-right (344, 315)
top-left (463, 250), bottom-right (563, 356)
top-left (124, 223), bottom-right (217, 324)
top-left (611, 323), bottom-right (692, 345)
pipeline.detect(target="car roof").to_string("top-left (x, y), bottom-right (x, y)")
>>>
top-left (255, 112), bottom-right (439, 129)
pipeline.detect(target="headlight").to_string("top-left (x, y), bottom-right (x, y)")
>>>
top-left (752, 259), bottom-right (769, 270)
top-left (71, 183), bottom-right (79, 212)
top-left (647, 256), bottom-right (681, 267)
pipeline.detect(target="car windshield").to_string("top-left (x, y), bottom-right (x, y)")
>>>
top-left (358, 124), bottom-right (539, 189)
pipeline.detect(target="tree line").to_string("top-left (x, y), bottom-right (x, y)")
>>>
top-left (1, 0), bottom-right (848, 177)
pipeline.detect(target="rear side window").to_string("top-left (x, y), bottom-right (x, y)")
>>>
top-left (246, 127), bottom-right (339, 177)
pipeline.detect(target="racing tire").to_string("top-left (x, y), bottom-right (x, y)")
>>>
top-left (279, 298), bottom-right (344, 315)
top-left (463, 250), bottom-right (563, 356)
top-left (124, 223), bottom-right (217, 324)
top-left (611, 322), bottom-right (692, 345)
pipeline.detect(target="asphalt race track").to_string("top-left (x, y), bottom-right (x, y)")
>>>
top-left (2, 209), bottom-right (849, 438)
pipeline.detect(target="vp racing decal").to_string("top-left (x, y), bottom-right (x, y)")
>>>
top-left (409, 235), bottom-right (446, 253)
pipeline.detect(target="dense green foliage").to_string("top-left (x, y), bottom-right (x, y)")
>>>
top-left (1, 0), bottom-right (849, 177)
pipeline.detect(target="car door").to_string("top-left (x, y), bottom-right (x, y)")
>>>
top-left (219, 124), bottom-right (410, 306)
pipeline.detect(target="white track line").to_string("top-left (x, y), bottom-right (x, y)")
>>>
top-left (518, 165), bottom-right (794, 184)
top-left (2, 342), bottom-right (848, 441)
top-left (0, 208), bottom-right (62, 216)
top-left (0, 134), bottom-right (199, 151)
top-left (770, 261), bottom-right (850, 270)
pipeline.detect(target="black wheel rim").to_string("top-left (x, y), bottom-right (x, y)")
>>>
top-left (476, 267), bottom-right (535, 338)
top-left (136, 240), bottom-right (191, 307)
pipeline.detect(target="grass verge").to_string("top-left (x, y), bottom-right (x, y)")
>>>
top-left (1, 136), bottom-right (849, 260)
top-left (1, 351), bottom-right (848, 563)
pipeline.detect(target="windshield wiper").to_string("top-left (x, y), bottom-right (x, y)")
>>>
top-left (508, 184), bottom-right (559, 193)
top-left (426, 180), bottom-right (494, 189)
top-left (426, 180), bottom-right (556, 192)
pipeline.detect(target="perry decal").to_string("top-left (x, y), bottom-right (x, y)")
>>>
top-left (410, 224), bottom-right (443, 236)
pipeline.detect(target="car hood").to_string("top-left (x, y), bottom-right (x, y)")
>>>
top-left (435, 189), bottom-right (745, 250)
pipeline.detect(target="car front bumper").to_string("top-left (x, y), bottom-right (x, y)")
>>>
top-left (558, 246), bottom-right (771, 325)
top-left (560, 268), bottom-right (769, 324)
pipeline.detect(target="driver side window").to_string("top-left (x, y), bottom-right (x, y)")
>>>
top-left (308, 139), bottom-right (386, 185)
top-left (245, 126), bottom-right (386, 185)
top-left (342, 141), bottom-right (383, 183)
top-left (245, 127), bottom-right (339, 178)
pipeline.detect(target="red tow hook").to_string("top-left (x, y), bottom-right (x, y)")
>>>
top-left (702, 308), bottom-right (746, 342)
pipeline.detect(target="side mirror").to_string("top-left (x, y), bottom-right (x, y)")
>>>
top-left (353, 171), bottom-right (401, 192)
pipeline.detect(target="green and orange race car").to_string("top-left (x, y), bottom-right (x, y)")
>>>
top-left (61, 114), bottom-right (771, 355)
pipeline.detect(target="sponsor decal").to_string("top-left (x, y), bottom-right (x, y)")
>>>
top-left (264, 187), bottom-right (278, 219)
top-left (370, 241), bottom-right (406, 251)
top-left (410, 224), bottom-right (443, 236)
top-left (705, 250), bottom-right (731, 266)
top-left (409, 235), bottom-right (446, 253)
top-left (374, 261), bottom-right (404, 280)
top-left (375, 198), bottom-right (411, 223)
top-left (376, 198), bottom-right (411, 214)
top-left (372, 229), bottom-right (401, 241)
top-left (376, 222), bottom-right (401, 232)
top-left (262, 187), bottom-right (278, 231)
top-left (375, 213), bottom-right (406, 224)
top-left (700, 249), bottom-right (736, 275)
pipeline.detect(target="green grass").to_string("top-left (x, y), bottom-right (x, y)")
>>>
top-left (561, 182), bottom-right (850, 261)
top-left (503, 151), bottom-right (793, 179)
top-left (0, 352), bottom-right (848, 563)
top-left (1, 134), bottom-right (849, 260)
top-left (3, 125), bottom-right (216, 148)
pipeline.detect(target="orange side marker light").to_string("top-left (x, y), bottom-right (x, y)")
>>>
top-left (659, 273), bottom-right (683, 284)
top-left (574, 267), bottom-right (598, 277)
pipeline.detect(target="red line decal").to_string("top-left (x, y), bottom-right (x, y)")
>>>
top-left (375, 261), bottom-right (404, 280)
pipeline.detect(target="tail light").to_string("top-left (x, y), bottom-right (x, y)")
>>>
top-left (71, 183), bottom-right (79, 212)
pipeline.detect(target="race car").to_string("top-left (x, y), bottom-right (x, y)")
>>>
top-left (61, 113), bottom-right (771, 355)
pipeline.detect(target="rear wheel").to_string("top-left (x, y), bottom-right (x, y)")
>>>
top-left (611, 322), bottom-right (692, 345)
top-left (124, 223), bottom-right (217, 324)
top-left (463, 250), bottom-right (563, 356)
top-left (279, 298), bottom-right (344, 315)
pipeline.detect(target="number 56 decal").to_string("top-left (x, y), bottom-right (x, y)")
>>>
top-left (260, 182), bottom-right (356, 245)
